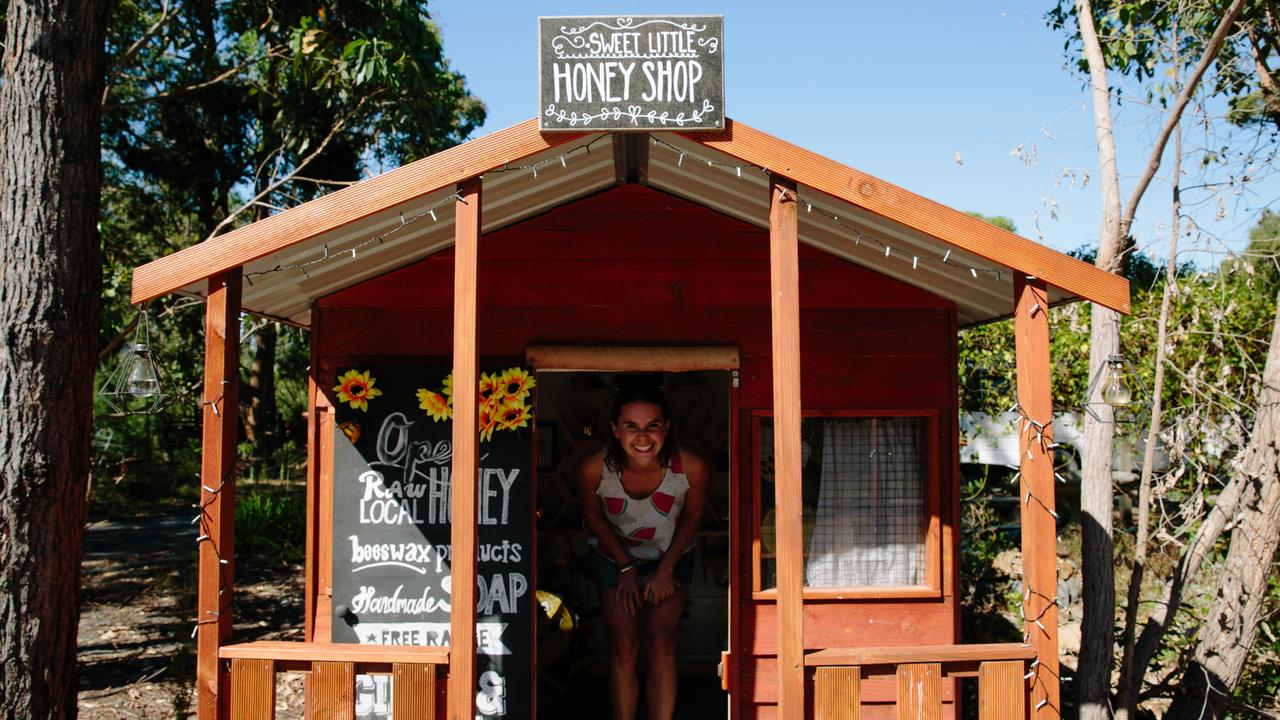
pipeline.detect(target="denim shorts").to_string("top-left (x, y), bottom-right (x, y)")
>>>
top-left (590, 550), bottom-right (696, 589)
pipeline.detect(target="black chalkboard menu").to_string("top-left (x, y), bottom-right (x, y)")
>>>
top-left (331, 365), bottom-right (533, 720)
top-left (539, 15), bottom-right (724, 131)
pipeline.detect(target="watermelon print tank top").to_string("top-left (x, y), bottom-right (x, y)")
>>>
top-left (596, 455), bottom-right (691, 561)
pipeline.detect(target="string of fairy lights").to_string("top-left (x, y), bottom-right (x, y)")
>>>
top-left (235, 131), bottom-right (1011, 286)
top-left (189, 380), bottom-right (235, 640)
top-left (194, 133), bottom-right (1055, 702)
top-left (1008, 302), bottom-right (1063, 713)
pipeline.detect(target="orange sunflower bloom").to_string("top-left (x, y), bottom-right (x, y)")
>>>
top-left (478, 404), bottom-right (498, 443)
top-left (441, 373), bottom-right (454, 405)
top-left (334, 369), bottom-right (382, 411)
top-left (478, 371), bottom-right (501, 410)
top-left (498, 367), bottom-right (536, 403)
top-left (337, 420), bottom-right (361, 444)
top-left (416, 389), bottom-right (452, 422)
top-left (496, 398), bottom-right (531, 432)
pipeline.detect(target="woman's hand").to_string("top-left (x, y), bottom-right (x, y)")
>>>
top-left (616, 570), bottom-right (642, 615)
top-left (643, 565), bottom-right (676, 605)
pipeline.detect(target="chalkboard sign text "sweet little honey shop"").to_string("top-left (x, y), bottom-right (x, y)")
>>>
top-left (539, 16), bottom-right (724, 131)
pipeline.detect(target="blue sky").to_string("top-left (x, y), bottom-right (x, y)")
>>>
top-left (431, 1), bottom-right (1277, 263)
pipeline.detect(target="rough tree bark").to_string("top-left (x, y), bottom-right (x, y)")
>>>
top-left (1072, 3), bottom-right (1247, 716)
top-left (245, 321), bottom-right (278, 458)
top-left (1165, 296), bottom-right (1280, 720)
top-left (1075, 4), bottom-right (1127, 716)
top-left (0, 0), bottom-right (110, 716)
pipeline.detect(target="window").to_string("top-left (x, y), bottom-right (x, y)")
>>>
top-left (754, 411), bottom-right (941, 598)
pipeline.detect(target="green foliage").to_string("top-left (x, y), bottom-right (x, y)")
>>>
top-left (93, 0), bottom-right (485, 511)
top-left (235, 488), bottom-right (306, 562)
top-left (959, 210), bottom-right (1280, 707)
top-left (959, 466), bottom-right (1022, 642)
top-left (965, 211), bottom-right (1018, 233)
top-left (1046, 1), bottom-right (1280, 126)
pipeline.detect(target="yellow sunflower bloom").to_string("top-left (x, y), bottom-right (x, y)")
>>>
top-left (334, 369), bottom-right (382, 411)
top-left (441, 373), bottom-right (454, 405)
top-left (499, 367), bottom-right (536, 403)
top-left (496, 398), bottom-right (531, 431)
top-left (416, 389), bottom-right (452, 422)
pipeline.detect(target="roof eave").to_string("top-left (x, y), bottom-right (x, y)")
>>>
top-left (130, 116), bottom-right (1129, 314)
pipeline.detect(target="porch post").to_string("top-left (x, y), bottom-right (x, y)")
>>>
top-left (769, 174), bottom-right (805, 718)
top-left (448, 176), bottom-right (482, 720)
top-left (1013, 276), bottom-right (1061, 720)
top-left (197, 268), bottom-right (242, 720)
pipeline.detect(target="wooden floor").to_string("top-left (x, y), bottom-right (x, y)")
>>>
top-left (538, 673), bottom-right (727, 720)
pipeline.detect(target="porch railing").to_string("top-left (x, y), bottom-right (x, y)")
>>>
top-left (805, 642), bottom-right (1037, 720)
top-left (219, 641), bottom-right (449, 720)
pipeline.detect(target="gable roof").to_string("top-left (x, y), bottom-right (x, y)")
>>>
top-left (130, 118), bottom-right (1128, 327)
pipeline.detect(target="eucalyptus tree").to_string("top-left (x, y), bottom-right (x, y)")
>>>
top-left (99, 0), bottom-right (485, 472)
top-left (1048, 2), bottom-right (1280, 717)
top-left (0, 0), bottom-right (111, 715)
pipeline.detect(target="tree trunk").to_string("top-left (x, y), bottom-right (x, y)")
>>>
top-left (1165, 296), bottom-right (1280, 720)
top-left (0, 0), bottom-right (109, 716)
top-left (1076, 2), bottom-right (1126, 716)
top-left (245, 321), bottom-right (278, 461)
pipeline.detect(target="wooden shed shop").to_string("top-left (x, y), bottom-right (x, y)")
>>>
top-left (130, 117), bottom-right (1130, 720)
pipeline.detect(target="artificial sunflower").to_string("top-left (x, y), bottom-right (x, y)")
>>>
top-left (496, 398), bottom-right (531, 431)
top-left (478, 371), bottom-right (501, 410)
top-left (416, 389), bottom-right (452, 422)
top-left (334, 369), bottom-right (382, 411)
top-left (337, 420), bottom-right (361, 444)
top-left (441, 373), bottom-right (454, 405)
top-left (499, 367), bottom-right (536, 403)
top-left (478, 405), bottom-right (498, 443)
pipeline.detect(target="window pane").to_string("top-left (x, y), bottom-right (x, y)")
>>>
top-left (759, 416), bottom-right (927, 589)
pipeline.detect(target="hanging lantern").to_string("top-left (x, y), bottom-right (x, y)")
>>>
top-left (1084, 354), bottom-right (1146, 423)
top-left (100, 311), bottom-right (170, 414)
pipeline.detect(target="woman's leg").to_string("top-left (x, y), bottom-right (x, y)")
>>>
top-left (601, 588), bottom-right (643, 720)
top-left (642, 588), bottom-right (687, 720)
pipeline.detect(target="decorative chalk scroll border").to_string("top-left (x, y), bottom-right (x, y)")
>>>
top-left (549, 17), bottom-right (720, 60)
top-left (543, 99), bottom-right (717, 128)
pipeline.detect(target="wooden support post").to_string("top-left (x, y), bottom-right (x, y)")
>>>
top-left (769, 174), bottom-right (805, 719)
top-left (304, 307), bottom-right (321, 642)
top-left (199, 269), bottom-right (241, 720)
top-left (448, 177), bottom-right (482, 720)
top-left (1014, 276), bottom-right (1060, 719)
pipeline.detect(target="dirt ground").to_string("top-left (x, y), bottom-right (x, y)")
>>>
top-left (77, 514), bottom-right (307, 718)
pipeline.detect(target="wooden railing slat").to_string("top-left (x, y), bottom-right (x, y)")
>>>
top-left (230, 658), bottom-right (275, 720)
top-left (815, 666), bottom-right (861, 720)
top-left (220, 640), bottom-right (448, 665)
top-left (979, 660), bottom-right (1026, 720)
top-left (805, 643), bottom-right (1036, 667)
top-left (896, 663), bottom-right (941, 720)
top-left (312, 661), bottom-right (355, 720)
top-left (393, 662), bottom-right (436, 720)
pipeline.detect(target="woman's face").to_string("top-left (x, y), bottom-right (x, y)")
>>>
top-left (611, 401), bottom-right (669, 466)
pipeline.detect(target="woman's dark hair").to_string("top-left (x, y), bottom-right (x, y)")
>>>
top-left (603, 382), bottom-right (679, 472)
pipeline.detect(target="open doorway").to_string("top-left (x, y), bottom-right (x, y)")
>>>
top-left (533, 370), bottom-right (732, 720)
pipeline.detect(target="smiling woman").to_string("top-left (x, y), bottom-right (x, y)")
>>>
top-left (577, 382), bottom-right (710, 720)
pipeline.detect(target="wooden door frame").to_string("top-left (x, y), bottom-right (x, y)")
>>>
top-left (526, 346), bottom-right (741, 720)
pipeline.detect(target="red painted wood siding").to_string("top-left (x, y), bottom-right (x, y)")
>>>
top-left (316, 185), bottom-right (960, 718)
